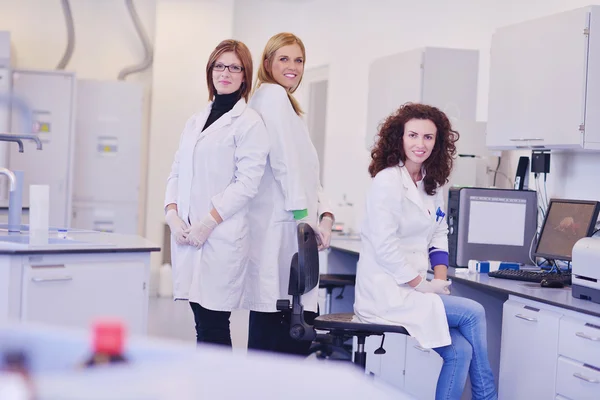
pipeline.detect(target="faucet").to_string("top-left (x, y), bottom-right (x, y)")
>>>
top-left (0, 93), bottom-right (43, 150)
top-left (0, 168), bottom-right (16, 192)
top-left (0, 136), bottom-right (24, 152)
top-left (0, 134), bottom-right (42, 151)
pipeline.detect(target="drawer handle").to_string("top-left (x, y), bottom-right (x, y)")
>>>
top-left (413, 345), bottom-right (430, 353)
top-left (509, 138), bottom-right (544, 142)
top-left (515, 314), bottom-right (537, 322)
top-left (31, 276), bottom-right (73, 283)
top-left (576, 332), bottom-right (600, 342)
top-left (573, 372), bottom-right (599, 384)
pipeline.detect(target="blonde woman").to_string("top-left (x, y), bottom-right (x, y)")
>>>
top-left (164, 39), bottom-right (269, 347)
top-left (243, 32), bottom-right (334, 356)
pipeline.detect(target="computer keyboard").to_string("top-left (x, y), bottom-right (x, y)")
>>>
top-left (488, 269), bottom-right (572, 285)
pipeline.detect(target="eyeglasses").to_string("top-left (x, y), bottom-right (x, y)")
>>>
top-left (213, 63), bottom-right (244, 74)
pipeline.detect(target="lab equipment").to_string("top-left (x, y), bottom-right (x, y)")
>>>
top-left (72, 80), bottom-right (145, 235)
top-left (9, 69), bottom-right (76, 229)
top-left (572, 237), bottom-right (600, 304)
top-left (448, 187), bottom-right (538, 267)
top-left (533, 198), bottom-right (600, 262)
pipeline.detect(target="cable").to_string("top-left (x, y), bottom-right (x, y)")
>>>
top-left (56, 0), bottom-right (75, 69)
top-left (543, 173), bottom-right (549, 208)
top-left (528, 230), bottom-right (538, 266)
top-left (492, 157), bottom-right (501, 186)
top-left (493, 170), bottom-right (513, 187)
top-left (118, 0), bottom-right (154, 80)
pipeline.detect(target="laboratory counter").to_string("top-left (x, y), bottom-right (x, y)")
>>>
top-left (0, 228), bottom-right (160, 254)
top-left (327, 237), bottom-right (600, 400)
top-left (0, 225), bottom-right (160, 336)
top-left (329, 238), bottom-right (600, 318)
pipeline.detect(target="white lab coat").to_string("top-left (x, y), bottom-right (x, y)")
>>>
top-left (354, 164), bottom-right (451, 349)
top-left (243, 83), bottom-right (333, 313)
top-left (164, 99), bottom-right (269, 311)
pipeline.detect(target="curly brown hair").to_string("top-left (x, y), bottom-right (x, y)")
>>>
top-left (368, 103), bottom-right (459, 196)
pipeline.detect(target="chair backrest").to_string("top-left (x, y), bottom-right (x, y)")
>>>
top-left (287, 223), bottom-right (320, 296)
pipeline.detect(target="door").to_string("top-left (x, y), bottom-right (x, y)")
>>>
top-left (21, 256), bottom-right (149, 334)
top-left (404, 336), bottom-right (443, 400)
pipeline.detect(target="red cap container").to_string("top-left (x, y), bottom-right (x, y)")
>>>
top-left (92, 320), bottom-right (125, 355)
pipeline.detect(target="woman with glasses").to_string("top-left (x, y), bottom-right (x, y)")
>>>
top-left (243, 32), bottom-right (334, 356)
top-left (164, 39), bottom-right (269, 347)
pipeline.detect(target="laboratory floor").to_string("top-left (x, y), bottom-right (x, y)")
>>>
top-left (147, 296), bottom-right (250, 353)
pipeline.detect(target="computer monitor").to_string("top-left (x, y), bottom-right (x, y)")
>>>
top-left (534, 199), bottom-right (600, 262)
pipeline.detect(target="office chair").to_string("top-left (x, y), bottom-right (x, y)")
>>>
top-left (319, 274), bottom-right (356, 315)
top-left (277, 223), bottom-right (410, 370)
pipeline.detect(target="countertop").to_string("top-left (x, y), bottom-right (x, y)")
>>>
top-left (0, 225), bottom-right (160, 255)
top-left (329, 237), bottom-right (600, 319)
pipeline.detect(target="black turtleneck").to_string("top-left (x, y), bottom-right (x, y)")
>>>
top-left (202, 90), bottom-right (241, 131)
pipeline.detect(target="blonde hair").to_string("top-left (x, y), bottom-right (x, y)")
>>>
top-left (206, 39), bottom-right (253, 102)
top-left (255, 32), bottom-right (305, 115)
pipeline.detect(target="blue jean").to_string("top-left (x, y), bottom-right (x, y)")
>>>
top-left (433, 295), bottom-right (497, 400)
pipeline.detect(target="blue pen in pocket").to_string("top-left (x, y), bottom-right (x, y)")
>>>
top-left (435, 207), bottom-right (445, 222)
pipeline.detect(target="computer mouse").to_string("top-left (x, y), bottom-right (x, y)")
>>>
top-left (540, 279), bottom-right (565, 289)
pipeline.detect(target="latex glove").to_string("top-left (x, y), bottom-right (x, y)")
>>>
top-left (317, 216), bottom-right (334, 250)
top-left (414, 278), bottom-right (451, 295)
top-left (165, 209), bottom-right (190, 246)
top-left (187, 214), bottom-right (218, 248)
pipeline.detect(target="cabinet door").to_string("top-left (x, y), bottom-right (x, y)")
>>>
top-left (487, 8), bottom-right (591, 149)
top-left (404, 336), bottom-right (442, 400)
top-left (499, 299), bottom-right (561, 400)
top-left (21, 260), bottom-right (148, 334)
top-left (379, 333), bottom-right (408, 391)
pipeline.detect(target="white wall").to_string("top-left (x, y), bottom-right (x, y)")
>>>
top-left (0, 0), bottom-right (156, 81)
top-left (233, 0), bottom-right (600, 230)
top-left (145, 0), bottom-right (235, 286)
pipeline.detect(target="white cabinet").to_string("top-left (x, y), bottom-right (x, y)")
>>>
top-left (9, 70), bottom-right (76, 228)
top-left (487, 5), bottom-right (600, 150)
top-left (499, 299), bottom-right (562, 400)
top-left (365, 47), bottom-right (479, 150)
top-left (404, 337), bottom-right (442, 400)
top-left (362, 333), bottom-right (441, 399)
top-left (379, 333), bottom-right (407, 391)
top-left (19, 253), bottom-right (149, 334)
top-left (556, 315), bottom-right (600, 399)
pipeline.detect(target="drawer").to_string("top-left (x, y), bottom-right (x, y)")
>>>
top-left (556, 356), bottom-right (600, 400)
top-left (559, 316), bottom-right (600, 366)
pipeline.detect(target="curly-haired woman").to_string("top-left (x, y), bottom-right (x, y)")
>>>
top-left (354, 103), bottom-right (497, 400)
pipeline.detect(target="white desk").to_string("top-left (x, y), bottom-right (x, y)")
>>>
top-left (325, 237), bottom-right (600, 400)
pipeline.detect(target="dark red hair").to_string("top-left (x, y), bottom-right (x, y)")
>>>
top-left (368, 103), bottom-right (459, 195)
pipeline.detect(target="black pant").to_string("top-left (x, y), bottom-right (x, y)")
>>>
top-left (247, 310), bottom-right (318, 356)
top-left (189, 302), bottom-right (232, 347)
